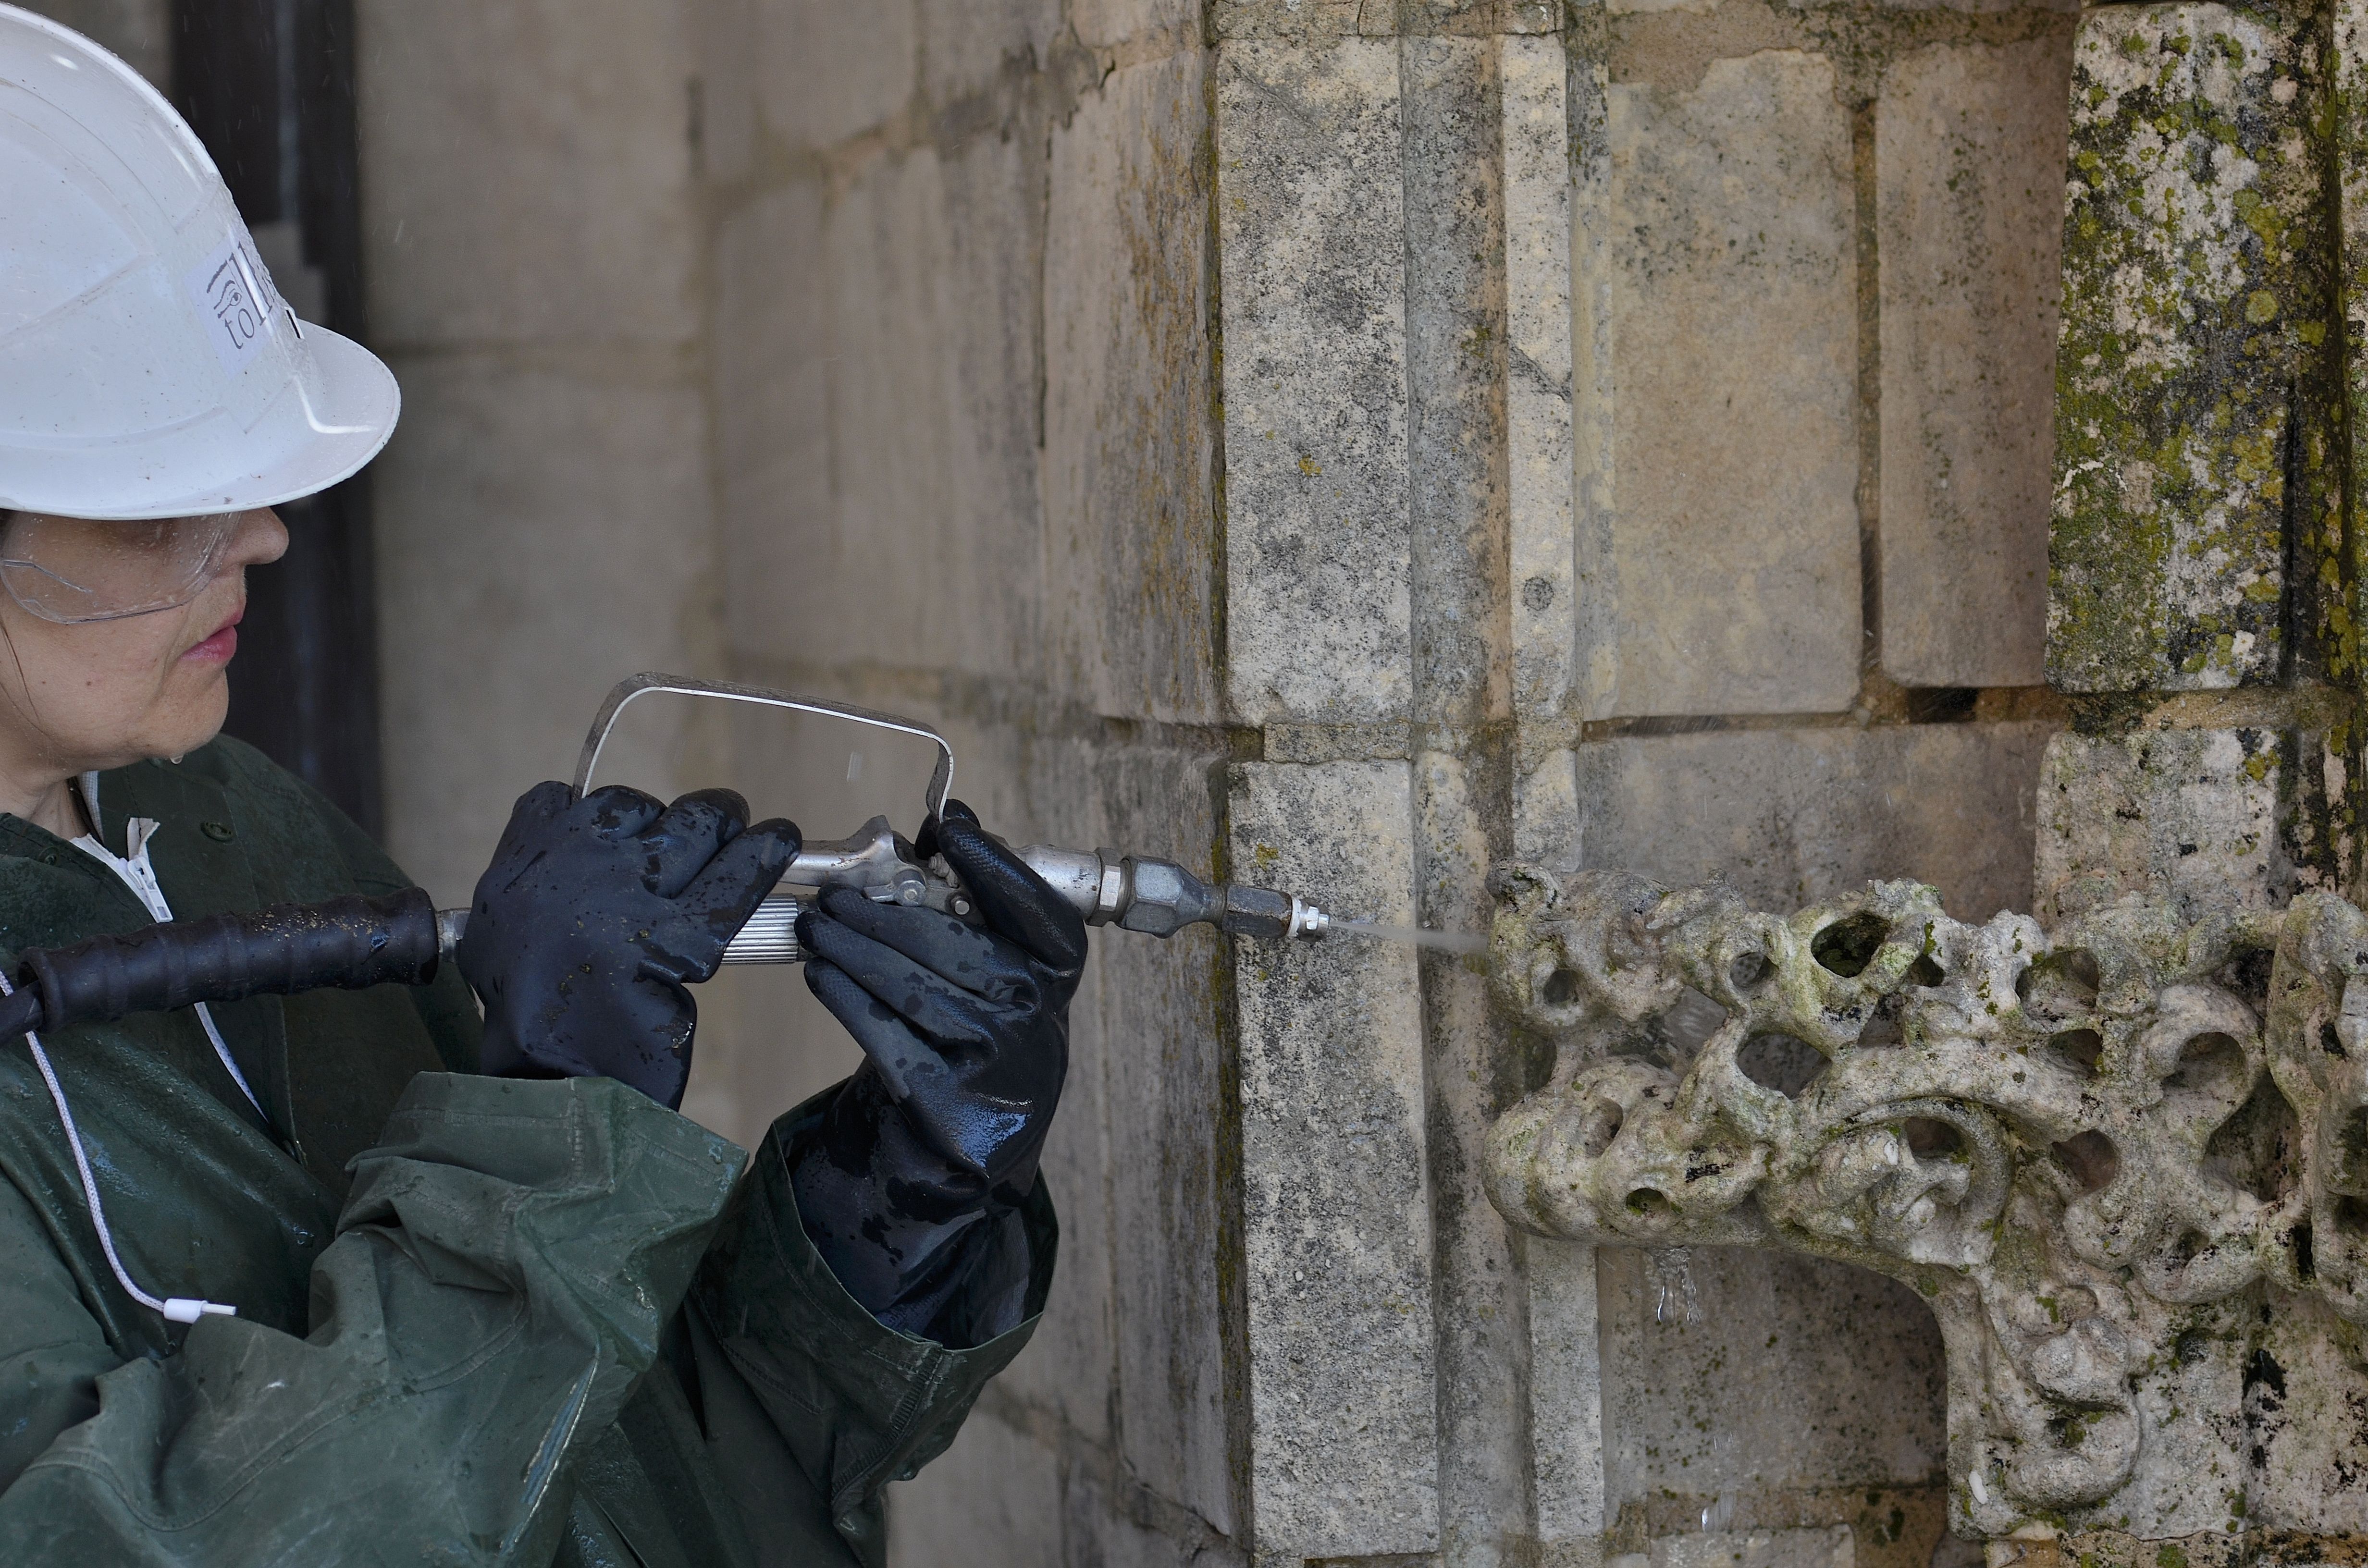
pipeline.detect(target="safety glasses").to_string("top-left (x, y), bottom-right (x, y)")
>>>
top-left (0, 511), bottom-right (241, 624)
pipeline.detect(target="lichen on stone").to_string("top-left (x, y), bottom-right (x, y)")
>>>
top-left (2051, 3), bottom-right (2338, 695)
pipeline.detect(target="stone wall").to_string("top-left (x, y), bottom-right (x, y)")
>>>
top-left (333, 0), bottom-right (2092, 1565)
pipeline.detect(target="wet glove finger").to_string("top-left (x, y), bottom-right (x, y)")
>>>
top-left (812, 885), bottom-right (1041, 1005)
top-left (796, 904), bottom-right (1011, 1050)
top-left (805, 962), bottom-right (1033, 1178)
top-left (642, 817), bottom-right (800, 983)
top-left (637, 788), bottom-right (752, 897)
top-left (803, 957), bottom-right (949, 1103)
top-left (576, 782), bottom-right (670, 840)
top-left (931, 803), bottom-right (1087, 974)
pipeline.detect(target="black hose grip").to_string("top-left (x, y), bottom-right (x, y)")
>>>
top-left (14, 888), bottom-right (440, 1038)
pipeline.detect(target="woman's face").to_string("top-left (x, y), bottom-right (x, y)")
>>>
top-left (0, 509), bottom-right (288, 779)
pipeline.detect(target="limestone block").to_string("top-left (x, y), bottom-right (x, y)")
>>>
top-left (2050, 5), bottom-right (2330, 692)
top-left (1071, 0), bottom-right (1200, 49)
top-left (1228, 760), bottom-right (1438, 1558)
top-left (1573, 723), bottom-right (2054, 923)
top-left (715, 136), bottom-right (1046, 679)
top-left (373, 359), bottom-right (715, 906)
top-left (886, 1409), bottom-right (1063, 1568)
top-left (916, 0), bottom-right (1062, 107)
top-left (1587, 55), bottom-right (1861, 718)
top-left (1213, 0), bottom-right (1560, 35)
top-left (2338, 0), bottom-right (2368, 686)
top-left (1505, 33), bottom-right (1578, 724)
top-left (1218, 39), bottom-right (1414, 725)
top-left (1092, 751), bottom-right (1236, 1534)
top-left (1044, 52), bottom-right (1222, 725)
top-left (18, 0), bottom-right (167, 86)
top-left (752, 0), bottom-right (917, 150)
top-left (1404, 35), bottom-right (1514, 731)
top-left (2033, 728), bottom-right (2334, 924)
top-left (1652, 1530), bottom-right (1855, 1568)
top-left (1596, 1249), bottom-right (1946, 1503)
top-left (1877, 39), bottom-right (2068, 689)
top-left (1411, 750), bottom-right (1534, 1556)
top-left (711, 178), bottom-right (829, 671)
top-left (1528, 1238), bottom-right (1606, 1551)
top-left (357, 0), bottom-right (701, 347)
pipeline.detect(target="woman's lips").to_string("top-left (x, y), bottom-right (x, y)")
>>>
top-left (183, 605), bottom-right (244, 666)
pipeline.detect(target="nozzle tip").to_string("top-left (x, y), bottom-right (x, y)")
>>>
top-left (1289, 899), bottom-right (1330, 941)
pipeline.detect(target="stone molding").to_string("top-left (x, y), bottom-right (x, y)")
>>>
top-left (1484, 863), bottom-right (2368, 1539)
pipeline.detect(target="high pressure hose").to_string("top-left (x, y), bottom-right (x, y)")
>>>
top-left (0, 888), bottom-right (443, 1040)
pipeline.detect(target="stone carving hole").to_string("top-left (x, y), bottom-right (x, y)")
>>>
top-left (1738, 1032), bottom-right (1827, 1098)
top-left (1578, 1099), bottom-right (1625, 1159)
top-left (1902, 1116), bottom-right (1963, 1160)
top-left (2047, 1028), bottom-right (2104, 1077)
top-left (1811, 911), bottom-right (1889, 977)
top-left (2164, 1032), bottom-right (2246, 1097)
top-left (2203, 1074), bottom-right (2297, 1204)
top-left (1539, 967), bottom-right (1581, 1007)
top-left (2051, 1130), bottom-right (2120, 1192)
top-left (2017, 947), bottom-right (2101, 1020)
top-left (1728, 950), bottom-right (1773, 990)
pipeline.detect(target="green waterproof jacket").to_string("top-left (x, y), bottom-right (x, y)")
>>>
top-left (0, 738), bottom-right (1053, 1566)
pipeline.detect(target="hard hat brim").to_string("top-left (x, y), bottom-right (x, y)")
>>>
top-left (0, 324), bottom-right (401, 522)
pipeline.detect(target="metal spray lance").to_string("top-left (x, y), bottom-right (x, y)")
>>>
top-left (0, 674), bottom-right (1345, 1042)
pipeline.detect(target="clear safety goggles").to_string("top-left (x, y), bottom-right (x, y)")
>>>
top-left (0, 511), bottom-right (241, 624)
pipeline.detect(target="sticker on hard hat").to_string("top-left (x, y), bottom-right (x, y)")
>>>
top-left (183, 232), bottom-right (284, 375)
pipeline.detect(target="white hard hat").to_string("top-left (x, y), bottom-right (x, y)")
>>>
top-left (0, 2), bottom-right (398, 521)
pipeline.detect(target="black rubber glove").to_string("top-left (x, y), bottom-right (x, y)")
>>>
top-left (456, 781), bottom-right (799, 1110)
top-left (790, 799), bottom-right (1085, 1346)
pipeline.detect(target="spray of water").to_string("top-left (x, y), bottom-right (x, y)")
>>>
top-left (1332, 919), bottom-right (1490, 956)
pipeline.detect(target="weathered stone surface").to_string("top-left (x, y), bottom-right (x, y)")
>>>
top-left (1044, 51), bottom-right (1221, 724)
top-left (1528, 1238), bottom-right (1606, 1552)
top-left (1574, 724), bottom-right (2054, 922)
top-left (1485, 864), bottom-right (2368, 1537)
top-left (1229, 760), bottom-right (1438, 1559)
top-left (1644, 1528), bottom-right (1855, 1568)
top-left (1596, 1248), bottom-right (1946, 1504)
top-left (1097, 754), bottom-right (1236, 1538)
top-left (1071, 0), bottom-right (1200, 49)
top-left (2337, 0), bottom-right (2368, 693)
top-left (715, 134), bottom-right (1046, 678)
top-left (2050, 4), bottom-right (2330, 693)
top-left (753, 0), bottom-right (917, 149)
top-left (2033, 728), bottom-right (2338, 925)
top-left (1878, 39), bottom-right (2068, 689)
top-left (1404, 36), bottom-right (1513, 733)
top-left (916, 0), bottom-right (1061, 106)
top-left (887, 1409), bottom-right (1064, 1568)
top-left (1218, 39), bottom-right (1413, 725)
top-left (1505, 32), bottom-right (1578, 724)
top-left (371, 359), bottom-right (716, 906)
top-left (358, 0), bottom-right (702, 346)
top-left (1588, 55), bottom-right (1861, 718)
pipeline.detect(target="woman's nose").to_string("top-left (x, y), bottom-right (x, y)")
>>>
top-left (224, 508), bottom-right (290, 570)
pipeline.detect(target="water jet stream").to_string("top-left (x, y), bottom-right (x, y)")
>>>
top-left (1332, 919), bottom-right (1490, 956)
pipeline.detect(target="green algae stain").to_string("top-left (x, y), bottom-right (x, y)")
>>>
top-left (2051, 3), bottom-right (2337, 696)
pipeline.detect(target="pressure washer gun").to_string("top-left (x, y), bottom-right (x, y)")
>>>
top-left (0, 674), bottom-right (1339, 1041)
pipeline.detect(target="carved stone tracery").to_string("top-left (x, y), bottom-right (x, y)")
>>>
top-left (1483, 865), bottom-right (2368, 1539)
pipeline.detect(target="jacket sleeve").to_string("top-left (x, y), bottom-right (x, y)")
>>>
top-left (685, 1090), bottom-right (1057, 1568)
top-left (0, 1073), bottom-right (743, 1566)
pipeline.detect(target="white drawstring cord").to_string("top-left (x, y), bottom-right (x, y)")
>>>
top-left (0, 968), bottom-right (235, 1323)
top-left (69, 821), bottom-right (264, 1123)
